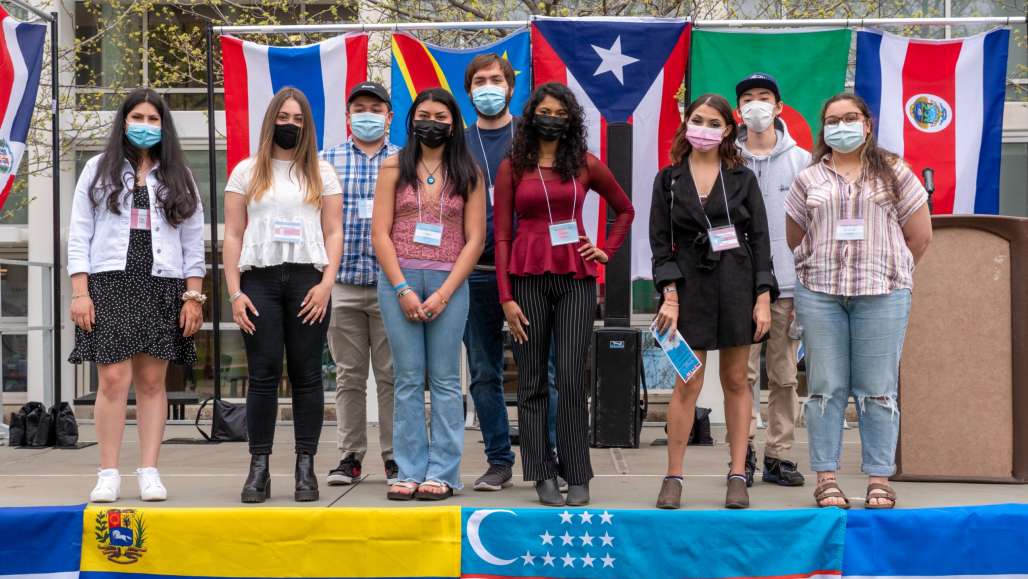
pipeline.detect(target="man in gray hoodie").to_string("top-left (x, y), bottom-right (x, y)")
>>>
top-left (735, 73), bottom-right (809, 487)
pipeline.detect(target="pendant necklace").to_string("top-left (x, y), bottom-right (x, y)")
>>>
top-left (421, 160), bottom-right (443, 185)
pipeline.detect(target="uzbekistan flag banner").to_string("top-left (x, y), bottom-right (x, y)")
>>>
top-left (0, 6), bottom-right (46, 210)
top-left (690, 29), bottom-right (851, 153)
top-left (461, 507), bottom-right (845, 579)
top-left (221, 33), bottom-right (368, 174)
top-left (532, 17), bottom-right (690, 281)
top-left (390, 29), bottom-right (531, 148)
top-left (80, 506), bottom-right (461, 579)
top-left (855, 28), bottom-right (1009, 215)
top-left (0, 505), bottom-right (83, 579)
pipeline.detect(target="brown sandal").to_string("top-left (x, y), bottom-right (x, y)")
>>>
top-left (865, 483), bottom-right (897, 509)
top-left (415, 480), bottom-right (454, 501)
top-left (387, 481), bottom-right (418, 501)
top-left (814, 479), bottom-right (851, 509)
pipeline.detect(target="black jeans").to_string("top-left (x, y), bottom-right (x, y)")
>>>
top-left (241, 264), bottom-right (329, 455)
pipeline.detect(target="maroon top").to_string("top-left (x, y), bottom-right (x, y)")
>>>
top-left (493, 153), bottom-right (635, 303)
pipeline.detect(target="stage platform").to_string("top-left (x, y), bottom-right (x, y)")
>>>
top-left (2, 423), bottom-right (1024, 508)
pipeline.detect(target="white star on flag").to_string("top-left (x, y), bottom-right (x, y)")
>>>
top-left (540, 530), bottom-right (554, 545)
top-left (580, 531), bottom-right (595, 546)
top-left (542, 552), bottom-right (556, 567)
top-left (560, 531), bottom-right (574, 546)
top-left (599, 510), bottom-right (614, 524)
top-left (579, 511), bottom-right (594, 524)
top-left (559, 510), bottom-right (574, 524)
top-left (521, 551), bottom-right (536, 566)
top-left (602, 553), bottom-right (616, 568)
top-left (562, 553), bottom-right (577, 568)
top-left (591, 36), bottom-right (639, 85)
top-left (601, 531), bottom-right (615, 547)
top-left (582, 553), bottom-right (596, 567)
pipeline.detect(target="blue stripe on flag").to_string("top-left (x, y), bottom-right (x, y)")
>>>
top-left (854, 30), bottom-right (883, 132)
top-left (389, 59), bottom-right (414, 148)
top-left (974, 28), bottom-right (1009, 215)
top-left (268, 43), bottom-right (327, 149)
top-left (0, 504), bottom-right (84, 574)
top-left (11, 21), bottom-right (46, 144)
top-left (844, 504), bottom-right (1028, 577)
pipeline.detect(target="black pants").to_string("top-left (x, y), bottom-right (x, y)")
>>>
top-left (241, 264), bottom-right (329, 455)
top-left (511, 273), bottom-right (596, 484)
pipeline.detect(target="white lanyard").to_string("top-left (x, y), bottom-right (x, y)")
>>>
top-left (475, 123), bottom-right (515, 187)
top-left (537, 166), bottom-right (578, 225)
top-left (416, 176), bottom-right (446, 225)
top-left (688, 160), bottom-right (731, 229)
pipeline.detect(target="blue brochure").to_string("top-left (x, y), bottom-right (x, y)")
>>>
top-left (650, 322), bottom-right (702, 383)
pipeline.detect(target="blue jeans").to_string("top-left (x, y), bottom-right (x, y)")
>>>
top-left (463, 271), bottom-right (516, 466)
top-left (795, 283), bottom-right (912, 476)
top-left (379, 268), bottom-right (470, 489)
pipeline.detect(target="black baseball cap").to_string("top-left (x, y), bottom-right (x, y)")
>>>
top-left (347, 82), bottom-right (391, 108)
top-left (735, 73), bottom-right (781, 101)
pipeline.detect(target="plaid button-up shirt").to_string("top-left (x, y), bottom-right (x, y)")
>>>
top-left (320, 138), bottom-right (399, 286)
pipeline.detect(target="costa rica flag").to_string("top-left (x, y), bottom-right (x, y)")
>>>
top-left (0, 6), bottom-right (46, 210)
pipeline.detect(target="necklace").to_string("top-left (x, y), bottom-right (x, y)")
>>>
top-left (420, 159), bottom-right (443, 185)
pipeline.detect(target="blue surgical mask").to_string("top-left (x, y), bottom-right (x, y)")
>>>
top-left (823, 121), bottom-right (866, 154)
top-left (126, 123), bottom-right (162, 149)
top-left (350, 112), bottom-right (387, 142)
top-left (471, 85), bottom-right (508, 117)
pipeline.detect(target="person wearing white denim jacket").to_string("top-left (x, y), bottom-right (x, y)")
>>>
top-left (67, 89), bottom-right (206, 505)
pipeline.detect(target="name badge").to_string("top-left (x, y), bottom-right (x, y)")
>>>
top-left (707, 225), bottom-right (740, 252)
top-left (549, 221), bottom-right (579, 246)
top-left (358, 199), bottom-right (374, 220)
top-left (130, 208), bottom-right (150, 230)
top-left (835, 218), bottom-right (865, 241)
top-left (273, 220), bottom-right (303, 244)
top-left (414, 222), bottom-right (443, 246)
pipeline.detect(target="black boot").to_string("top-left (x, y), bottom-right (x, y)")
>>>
top-left (241, 454), bottom-right (271, 503)
top-left (762, 456), bottom-right (806, 486)
top-left (295, 453), bottom-right (319, 502)
top-left (566, 482), bottom-right (590, 506)
top-left (745, 442), bottom-right (757, 487)
top-left (535, 479), bottom-right (564, 506)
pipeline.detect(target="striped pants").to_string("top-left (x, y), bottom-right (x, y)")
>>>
top-left (511, 273), bottom-right (596, 484)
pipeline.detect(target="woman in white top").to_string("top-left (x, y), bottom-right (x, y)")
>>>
top-left (222, 87), bottom-right (344, 503)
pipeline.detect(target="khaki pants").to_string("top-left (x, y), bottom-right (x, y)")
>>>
top-left (326, 283), bottom-right (394, 462)
top-left (747, 298), bottom-right (799, 460)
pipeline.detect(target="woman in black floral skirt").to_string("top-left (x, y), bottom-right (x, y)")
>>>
top-left (68, 88), bottom-right (206, 503)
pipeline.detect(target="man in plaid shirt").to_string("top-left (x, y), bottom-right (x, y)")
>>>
top-left (320, 82), bottom-right (400, 487)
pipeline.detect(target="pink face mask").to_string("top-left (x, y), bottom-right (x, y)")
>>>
top-left (686, 124), bottom-right (724, 152)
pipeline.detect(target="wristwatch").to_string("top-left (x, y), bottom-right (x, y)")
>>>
top-left (181, 290), bottom-right (208, 305)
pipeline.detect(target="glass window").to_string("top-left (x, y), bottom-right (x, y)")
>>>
top-left (1000, 142), bottom-right (1028, 217)
top-left (185, 150), bottom-right (228, 223)
top-left (2, 334), bottom-right (27, 393)
top-left (1, 264), bottom-right (28, 318)
top-left (74, 1), bottom-right (143, 91)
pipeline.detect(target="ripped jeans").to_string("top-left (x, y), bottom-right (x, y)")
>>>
top-left (794, 284), bottom-right (912, 477)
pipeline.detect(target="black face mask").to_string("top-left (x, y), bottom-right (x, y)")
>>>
top-left (273, 123), bottom-right (300, 150)
top-left (533, 115), bottom-right (568, 142)
top-left (412, 120), bottom-right (452, 148)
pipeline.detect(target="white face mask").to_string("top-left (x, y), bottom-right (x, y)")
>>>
top-left (740, 100), bottom-right (775, 134)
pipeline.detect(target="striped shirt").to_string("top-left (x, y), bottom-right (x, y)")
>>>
top-left (320, 138), bottom-right (400, 286)
top-left (784, 157), bottom-right (927, 297)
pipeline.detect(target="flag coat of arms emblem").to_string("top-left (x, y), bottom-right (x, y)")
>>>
top-left (0, 6), bottom-right (46, 209)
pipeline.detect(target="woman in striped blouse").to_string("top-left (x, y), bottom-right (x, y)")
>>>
top-left (784, 93), bottom-right (932, 510)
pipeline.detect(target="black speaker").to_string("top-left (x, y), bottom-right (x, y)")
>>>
top-left (590, 327), bottom-right (645, 448)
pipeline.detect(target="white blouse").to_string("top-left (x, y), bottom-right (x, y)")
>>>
top-left (225, 157), bottom-right (342, 271)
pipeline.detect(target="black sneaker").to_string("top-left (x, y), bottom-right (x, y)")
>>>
top-left (745, 442), bottom-right (757, 487)
top-left (474, 464), bottom-right (513, 491)
top-left (327, 456), bottom-right (361, 486)
top-left (762, 457), bottom-right (806, 486)
top-left (384, 459), bottom-right (399, 486)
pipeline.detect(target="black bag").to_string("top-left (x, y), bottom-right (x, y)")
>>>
top-left (196, 397), bottom-right (248, 442)
top-left (24, 401), bottom-right (51, 447)
top-left (689, 407), bottom-right (714, 445)
top-left (9, 408), bottom-right (27, 447)
top-left (48, 402), bottom-right (79, 447)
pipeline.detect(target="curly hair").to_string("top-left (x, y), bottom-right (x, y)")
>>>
top-left (510, 82), bottom-right (588, 182)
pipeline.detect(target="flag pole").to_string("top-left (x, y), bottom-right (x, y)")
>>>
top-left (206, 22), bottom-right (222, 403)
top-left (50, 10), bottom-right (61, 409)
top-left (2, 0), bottom-right (54, 22)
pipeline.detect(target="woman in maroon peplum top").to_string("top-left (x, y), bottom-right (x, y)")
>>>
top-left (493, 82), bottom-right (635, 507)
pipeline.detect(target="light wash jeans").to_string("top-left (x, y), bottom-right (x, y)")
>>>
top-left (379, 268), bottom-right (470, 489)
top-left (794, 283), bottom-right (912, 477)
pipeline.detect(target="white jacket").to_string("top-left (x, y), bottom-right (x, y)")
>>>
top-left (67, 154), bottom-right (206, 279)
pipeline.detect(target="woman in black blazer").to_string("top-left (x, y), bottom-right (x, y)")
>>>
top-left (650, 94), bottom-right (778, 510)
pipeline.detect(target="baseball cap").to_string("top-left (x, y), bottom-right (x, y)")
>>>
top-left (347, 82), bottom-right (391, 107)
top-left (735, 73), bottom-right (781, 101)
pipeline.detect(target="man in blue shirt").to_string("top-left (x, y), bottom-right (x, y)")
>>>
top-left (463, 54), bottom-right (519, 491)
top-left (320, 82), bottom-right (401, 487)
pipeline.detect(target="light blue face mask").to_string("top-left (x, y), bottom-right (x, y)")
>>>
top-left (350, 112), bottom-right (387, 142)
top-left (823, 121), bottom-right (866, 154)
top-left (126, 123), bottom-right (162, 149)
top-left (471, 85), bottom-right (508, 117)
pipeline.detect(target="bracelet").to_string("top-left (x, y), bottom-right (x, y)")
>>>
top-left (229, 291), bottom-right (243, 303)
top-left (72, 293), bottom-right (88, 300)
top-left (662, 285), bottom-right (678, 294)
top-left (397, 288), bottom-right (413, 299)
top-left (393, 281), bottom-right (409, 292)
top-left (181, 290), bottom-right (208, 305)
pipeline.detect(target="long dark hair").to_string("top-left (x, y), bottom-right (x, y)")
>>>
top-left (88, 88), bottom-right (199, 227)
top-left (812, 93), bottom-right (902, 198)
top-left (669, 93), bottom-right (743, 169)
top-left (397, 88), bottom-right (479, 200)
top-left (510, 82), bottom-right (588, 182)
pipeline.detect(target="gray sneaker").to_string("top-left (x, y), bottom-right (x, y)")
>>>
top-left (474, 464), bottom-right (513, 491)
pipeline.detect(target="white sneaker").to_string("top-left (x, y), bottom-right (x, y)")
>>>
top-left (136, 467), bottom-right (167, 501)
top-left (90, 468), bottom-right (121, 503)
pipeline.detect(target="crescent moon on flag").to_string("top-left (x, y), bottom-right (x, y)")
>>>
top-left (466, 509), bottom-right (518, 566)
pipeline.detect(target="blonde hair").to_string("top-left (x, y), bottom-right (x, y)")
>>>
top-left (246, 87), bottom-right (324, 206)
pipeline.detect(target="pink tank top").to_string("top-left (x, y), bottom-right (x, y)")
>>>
top-left (390, 182), bottom-right (466, 270)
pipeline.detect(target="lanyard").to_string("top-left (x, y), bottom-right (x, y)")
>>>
top-left (416, 176), bottom-right (446, 225)
top-left (687, 159), bottom-right (731, 230)
top-left (537, 166), bottom-right (578, 225)
top-left (475, 123), bottom-right (515, 187)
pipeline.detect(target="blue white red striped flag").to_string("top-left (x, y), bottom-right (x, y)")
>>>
top-left (220, 34), bottom-right (368, 175)
top-left (855, 28), bottom-right (1009, 215)
top-left (0, 504), bottom-right (83, 579)
top-left (0, 6), bottom-right (46, 210)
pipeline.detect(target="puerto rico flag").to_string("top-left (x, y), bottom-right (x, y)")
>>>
top-left (0, 6), bottom-right (46, 210)
top-left (855, 28), bottom-right (1009, 215)
top-left (221, 34), bottom-right (368, 175)
top-left (532, 17), bottom-right (690, 281)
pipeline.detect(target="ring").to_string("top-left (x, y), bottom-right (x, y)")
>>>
top-left (426, 311), bottom-right (434, 319)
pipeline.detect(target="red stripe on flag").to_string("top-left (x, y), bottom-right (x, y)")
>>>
top-left (343, 34), bottom-right (369, 138)
top-left (596, 117), bottom-right (609, 286)
top-left (901, 41), bottom-right (961, 214)
top-left (220, 36), bottom-right (250, 176)
top-left (0, 175), bottom-right (14, 211)
top-left (392, 33), bottom-right (446, 93)
top-left (0, 21), bottom-right (14, 124)
top-left (530, 25), bottom-right (567, 86)
top-left (660, 25), bottom-right (691, 168)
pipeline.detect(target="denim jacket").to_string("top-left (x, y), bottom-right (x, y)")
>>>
top-left (67, 154), bottom-right (206, 279)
